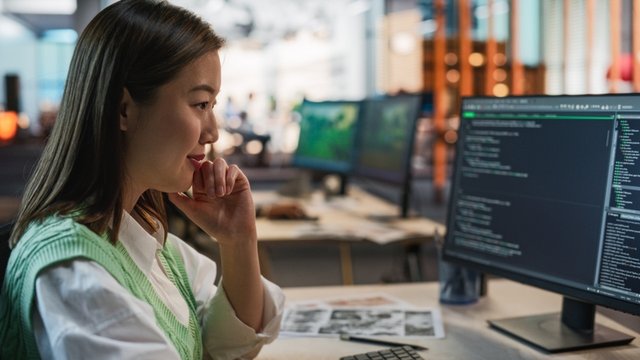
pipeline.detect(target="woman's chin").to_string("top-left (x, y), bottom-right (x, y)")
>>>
top-left (159, 169), bottom-right (194, 194)
top-left (171, 176), bottom-right (193, 194)
top-left (179, 181), bottom-right (193, 193)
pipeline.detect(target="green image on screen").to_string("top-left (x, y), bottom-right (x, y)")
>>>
top-left (296, 102), bottom-right (359, 163)
top-left (359, 102), bottom-right (412, 173)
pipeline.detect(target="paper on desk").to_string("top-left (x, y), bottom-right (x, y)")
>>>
top-left (290, 223), bottom-right (355, 239)
top-left (290, 219), bottom-right (410, 244)
top-left (348, 220), bottom-right (409, 244)
top-left (281, 293), bottom-right (444, 339)
top-left (281, 306), bottom-right (444, 339)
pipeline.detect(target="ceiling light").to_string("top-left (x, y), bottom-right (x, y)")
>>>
top-left (4, 0), bottom-right (76, 14)
top-left (390, 31), bottom-right (417, 55)
top-left (0, 16), bottom-right (30, 38)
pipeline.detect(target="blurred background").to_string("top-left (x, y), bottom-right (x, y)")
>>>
top-left (0, 0), bottom-right (636, 287)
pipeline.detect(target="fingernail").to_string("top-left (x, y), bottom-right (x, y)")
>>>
top-left (217, 186), bottom-right (225, 196)
top-left (226, 186), bottom-right (232, 195)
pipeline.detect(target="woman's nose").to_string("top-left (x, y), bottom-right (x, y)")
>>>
top-left (201, 111), bottom-right (219, 144)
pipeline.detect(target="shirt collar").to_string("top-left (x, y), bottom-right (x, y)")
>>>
top-left (118, 210), bottom-right (164, 275)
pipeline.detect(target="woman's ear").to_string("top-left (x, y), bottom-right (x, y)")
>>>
top-left (119, 88), bottom-right (133, 131)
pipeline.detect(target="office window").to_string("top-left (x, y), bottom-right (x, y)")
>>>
top-left (37, 30), bottom-right (76, 105)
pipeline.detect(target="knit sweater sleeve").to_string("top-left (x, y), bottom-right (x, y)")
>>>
top-left (0, 216), bottom-right (128, 360)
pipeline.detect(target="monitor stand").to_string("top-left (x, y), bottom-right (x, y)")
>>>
top-left (488, 297), bottom-right (634, 353)
top-left (365, 177), bottom-right (413, 222)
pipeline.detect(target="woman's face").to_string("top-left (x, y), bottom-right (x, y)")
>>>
top-left (121, 51), bottom-right (220, 196)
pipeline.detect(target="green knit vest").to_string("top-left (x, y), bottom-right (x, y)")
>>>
top-left (0, 216), bottom-right (203, 360)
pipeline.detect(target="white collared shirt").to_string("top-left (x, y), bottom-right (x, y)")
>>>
top-left (32, 212), bottom-right (284, 360)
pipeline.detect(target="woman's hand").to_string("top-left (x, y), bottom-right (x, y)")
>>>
top-left (168, 157), bottom-right (256, 245)
top-left (169, 158), bottom-right (265, 331)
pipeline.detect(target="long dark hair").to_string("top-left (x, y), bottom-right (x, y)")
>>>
top-left (10, 0), bottom-right (225, 246)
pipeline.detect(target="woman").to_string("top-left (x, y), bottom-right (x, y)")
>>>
top-left (0, 1), bottom-right (283, 359)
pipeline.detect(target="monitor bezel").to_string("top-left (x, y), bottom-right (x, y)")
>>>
top-left (443, 93), bottom-right (640, 317)
top-left (292, 99), bottom-right (363, 175)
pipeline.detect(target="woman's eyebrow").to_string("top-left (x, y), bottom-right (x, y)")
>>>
top-left (189, 84), bottom-right (217, 94)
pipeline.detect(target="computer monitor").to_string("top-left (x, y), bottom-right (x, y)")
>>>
top-left (353, 95), bottom-right (422, 217)
top-left (443, 94), bottom-right (640, 353)
top-left (292, 100), bottom-right (361, 194)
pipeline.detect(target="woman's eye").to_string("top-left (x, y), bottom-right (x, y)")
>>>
top-left (197, 102), bottom-right (209, 110)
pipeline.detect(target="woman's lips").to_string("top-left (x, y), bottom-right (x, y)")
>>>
top-left (187, 154), bottom-right (205, 171)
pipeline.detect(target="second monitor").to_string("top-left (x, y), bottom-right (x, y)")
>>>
top-left (292, 100), bottom-right (362, 195)
top-left (353, 95), bottom-right (422, 217)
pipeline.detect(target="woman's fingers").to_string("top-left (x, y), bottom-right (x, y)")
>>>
top-left (226, 165), bottom-right (239, 195)
top-left (191, 158), bottom-right (246, 199)
top-left (197, 161), bottom-right (213, 198)
top-left (197, 158), bottom-right (229, 198)
top-left (213, 157), bottom-right (228, 196)
top-left (192, 162), bottom-right (206, 197)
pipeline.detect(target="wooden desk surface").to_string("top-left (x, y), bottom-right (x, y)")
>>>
top-left (257, 280), bottom-right (640, 359)
top-left (252, 187), bottom-right (446, 284)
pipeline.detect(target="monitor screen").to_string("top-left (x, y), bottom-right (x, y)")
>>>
top-left (353, 95), bottom-right (421, 184)
top-left (293, 100), bottom-right (361, 174)
top-left (353, 95), bottom-right (422, 218)
top-left (354, 95), bottom-right (421, 184)
top-left (444, 94), bottom-right (640, 352)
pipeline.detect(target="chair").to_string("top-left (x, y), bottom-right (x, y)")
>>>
top-left (0, 222), bottom-right (14, 288)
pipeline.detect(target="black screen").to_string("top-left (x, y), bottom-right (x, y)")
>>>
top-left (444, 95), bottom-right (640, 315)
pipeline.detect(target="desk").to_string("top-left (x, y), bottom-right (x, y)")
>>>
top-left (253, 187), bottom-right (445, 284)
top-left (258, 280), bottom-right (640, 359)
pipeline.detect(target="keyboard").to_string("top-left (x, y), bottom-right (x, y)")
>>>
top-left (340, 345), bottom-right (425, 360)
